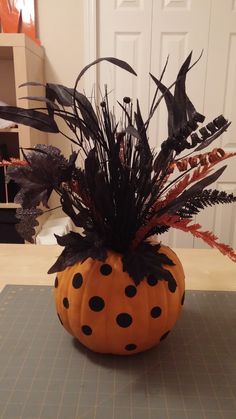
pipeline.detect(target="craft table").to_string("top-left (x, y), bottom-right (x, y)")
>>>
top-left (0, 244), bottom-right (236, 291)
top-left (0, 245), bottom-right (236, 419)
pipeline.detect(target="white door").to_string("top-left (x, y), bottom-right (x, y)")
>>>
top-left (194, 0), bottom-right (236, 249)
top-left (91, 0), bottom-right (236, 249)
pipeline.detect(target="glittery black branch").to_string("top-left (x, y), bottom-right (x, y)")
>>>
top-left (15, 207), bottom-right (43, 243)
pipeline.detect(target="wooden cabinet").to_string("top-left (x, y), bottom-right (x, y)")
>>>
top-left (0, 34), bottom-right (47, 242)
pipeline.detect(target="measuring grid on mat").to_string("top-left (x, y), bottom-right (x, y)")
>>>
top-left (0, 285), bottom-right (236, 419)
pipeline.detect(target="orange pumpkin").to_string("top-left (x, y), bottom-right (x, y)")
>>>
top-left (54, 245), bottom-right (185, 355)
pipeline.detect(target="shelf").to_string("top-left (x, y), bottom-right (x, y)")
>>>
top-left (0, 33), bottom-right (47, 242)
top-left (0, 127), bottom-right (18, 133)
top-left (0, 132), bottom-right (19, 158)
top-left (0, 34), bottom-right (44, 59)
top-left (0, 203), bottom-right (20, 209)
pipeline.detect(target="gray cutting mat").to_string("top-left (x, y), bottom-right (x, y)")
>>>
top-left (0, 285), bottom-right (236, 419)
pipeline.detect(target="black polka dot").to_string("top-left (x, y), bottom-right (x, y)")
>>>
top-left (151, 306), bottom-right (162, 318)
top-left (81, 325), bottom-right (92, 335)
top-left (125, 343), bottom-right (137, 351)
top-left (116, 313), bottom-right (133, 328)
top-left (54, 277), bottom-right (58, 288)
top-left (147, 275), bottom-right (158, 286)
top-left (125, 285), bottom-right (137, 298)
top-left (57, 313), bottom-right (63, 325)
top-left (72, 272), bottom-right (83, 289)
top-left (160, 330), bottom-right (170, 341)
top-left (168, 278), bottom-right (177, 293)
top-left (89, 296), bottom-right (105, 312)
top-left (63, 297), bottom-right (69, 309)
top-left (100, 263), bottom-right (112, 275)
top-left (181, 291), bottom-right (185, 305)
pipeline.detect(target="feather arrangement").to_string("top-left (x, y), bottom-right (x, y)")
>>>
top-left (0, 54), bottom-right (236, 285)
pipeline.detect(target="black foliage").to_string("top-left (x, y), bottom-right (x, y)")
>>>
top-left (3, 54), bottom-right (234, 283)
top-left (122, 242), bottom-right (176, 289)
top-left (7, 145), bottom-right (76, 209)
top-left (194, 116), bottom-right (230, 151)
top-left (46, 84), bottom-right (74, 107)
top-left (60, 192), bottom-right (82, 227)
top-left (46, 85), bottom-right (101, 138)
top-left (15, 207), bottom-right (43, 243)
top-left (177, 189), bottom-right (236, 218)
top-left (158, 165), bottom-right (227, 216)
top-left (143, 225), bottom-right (170, 240)
top-left (19, 95), bottom-right (61, 111)
top-left (134, 100), bottom-right (152, 163)
top-left (74, 57), bottom-right (137, 87)
top-left (150, 53), bottom-right (205, 168)
top-left (48, 231), bottom-right (107, 274)
top-left (0, 106), bottom-right (59, 132)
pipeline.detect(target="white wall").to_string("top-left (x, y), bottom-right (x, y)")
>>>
top-left (36, 0), bottom-right (84, 157)
top-left (36, 0), bottom-right (85, 212)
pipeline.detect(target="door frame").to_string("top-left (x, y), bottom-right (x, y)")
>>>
top-left (83, 0), bottom-right (97, 93)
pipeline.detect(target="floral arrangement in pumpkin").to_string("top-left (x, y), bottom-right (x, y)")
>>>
top-left (1, 53), bottom-right (236, 355)
top-left (0, 53), bottom-right (236, 286)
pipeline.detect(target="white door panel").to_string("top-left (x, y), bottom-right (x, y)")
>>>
top-left (98, 0), bottom-right (153, 116)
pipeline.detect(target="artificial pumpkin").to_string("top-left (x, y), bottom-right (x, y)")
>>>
top-left (54, 245), bottom-right (185, 355)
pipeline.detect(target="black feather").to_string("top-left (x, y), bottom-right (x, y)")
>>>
top-left (0, 106), bottom-right (59, 132)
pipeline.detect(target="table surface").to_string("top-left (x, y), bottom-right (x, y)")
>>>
top-left (0, 285), bottom-right (236, 419)
top-left (0, 244), bottom-right (236, 292)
